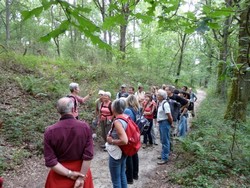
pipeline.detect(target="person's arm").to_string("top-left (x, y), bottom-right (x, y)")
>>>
top-left (74, 160), bottom-right (91, 188)
top-left (167, 113), bottom-right (173, 126)
top-left (107, 120), bottom-right (128, 145)
top-left (51, 163), bottom-right (84, 180)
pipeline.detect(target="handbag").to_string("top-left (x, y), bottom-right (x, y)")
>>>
top-left (105, 142), bottom-right (122, 160)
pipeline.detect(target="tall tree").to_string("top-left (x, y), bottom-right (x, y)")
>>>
top-left (5, 0), bottom-right (10, 46)
top-left (225, 2), bottom-right (250, 122)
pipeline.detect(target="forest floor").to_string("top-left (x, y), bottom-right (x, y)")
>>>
top-left (2, 90), bottom-right (206, 188)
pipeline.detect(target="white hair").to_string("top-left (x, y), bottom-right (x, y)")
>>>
top-left (157, 89), bottom-right (167, 99)
top-left (104, 91), bottom-right (111, 98)
top-left (69, 82), bottom-right (79, 92)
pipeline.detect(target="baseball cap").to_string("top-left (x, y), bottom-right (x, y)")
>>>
top-left (98, 90), bottom-right (105, 95)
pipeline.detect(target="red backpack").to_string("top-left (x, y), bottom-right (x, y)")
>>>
top-left (115, 114), bottom-right (141, 156)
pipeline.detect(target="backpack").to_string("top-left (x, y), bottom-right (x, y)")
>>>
top-left (100, 101), bottom-right (112, 116)
top-left (67, 95), bottom-right (77, 112)
top-left (130, 108), bottom-right (150, 135)
top-left (115, 114), bottom-right (141, 156)
top-left (162, 98), bottom-right (181, 122)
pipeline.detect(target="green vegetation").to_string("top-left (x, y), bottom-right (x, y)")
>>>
top-left (170, 89), bottom-right (250, 187)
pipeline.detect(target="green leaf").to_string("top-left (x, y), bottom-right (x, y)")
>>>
top-left (75, 5), bottom-right (92, 13)
top-left (185, 27), bottom-right (195, 34)
top-left (186, 11), bottom-right (196, 20)
top-left (41, 0), bottom-right (57, 10)
top-left (73, 23), bottom-right (111, 50)
top-left (40, 20), bottom-right (70, 42)
top-left (207, 22), bottom-right (220, 29)
top-left (71, 10), bottom-right (99, 33)
top-left (103, 15), bottom-right (126, 30)
top-left (21, 6), bottom-right (44, 21)
top-left (210, 7), bottom-right (234, 18)
top-left (133, 13), bottom-right (153, 24)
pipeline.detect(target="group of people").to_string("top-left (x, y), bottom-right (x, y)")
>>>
top-left (43, 82), bottom-right (197, 188)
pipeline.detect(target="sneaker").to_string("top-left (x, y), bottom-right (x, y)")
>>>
top-left (154, 142), bottom-right (158, 145)
top-left (157, 160), bottom-right (168, 165)
top-left (133, 176), bottom-right (139, 180)
top-left (142, 144), bottom-right (147, 149)
top-left (127, 181), bottom-right (133, 184)
top-left (157, 155), bottom-right (161, 160)
top-left (100, 144), bottom-right (106, 148)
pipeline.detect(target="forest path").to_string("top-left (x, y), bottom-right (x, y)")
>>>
top-left (3, 89), bottom-right (206, 188)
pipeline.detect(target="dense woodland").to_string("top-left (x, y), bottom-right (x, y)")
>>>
top-left (0, 0), bottom-right (250, 187)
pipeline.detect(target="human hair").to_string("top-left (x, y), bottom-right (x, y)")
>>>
top-left (167, 85), bottom-right (175, 93)
top-left (112, 98), bottom-right (126, 114)
top-left (157, 89), bottom-right (167, 99)
top-left (57, 97), bottom-right (74, 115)
top-left (129, 86), bottom-right (135, 92)
top-left (145, 92), bottom-right (152, 101)
top-left (69, 82), bottom-right (79, 92)
top-left (126, 95), bottom-right (139, 111)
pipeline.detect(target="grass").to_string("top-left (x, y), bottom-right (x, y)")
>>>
top-left (170, 89), bottom-right (250, 187)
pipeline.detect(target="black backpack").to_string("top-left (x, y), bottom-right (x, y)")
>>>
top-left (162, 98), bottom-right (181, 122)
top-left (130, 108), bottom-right (150, 135)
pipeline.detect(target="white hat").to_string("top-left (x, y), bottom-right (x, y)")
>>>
top-left (98, 90), bottom-right (105, 95)
top-left (104, 91), bottom-right (111, 98)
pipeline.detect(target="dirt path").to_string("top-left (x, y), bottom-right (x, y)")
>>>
top-left (2, 90), bottom-right (206, 188)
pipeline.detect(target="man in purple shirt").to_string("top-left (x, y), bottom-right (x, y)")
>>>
top-left (44, 97), bottom-right (94, 188)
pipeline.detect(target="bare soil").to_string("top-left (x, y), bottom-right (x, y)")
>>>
top-left (2, 90), bottom-right (206, 188)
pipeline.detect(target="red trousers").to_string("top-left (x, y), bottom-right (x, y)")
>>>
top-left (45, 160), bottom-right (94, 188)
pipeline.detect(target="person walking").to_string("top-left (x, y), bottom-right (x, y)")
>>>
top-left (44, 97), bottom-right (94, 188)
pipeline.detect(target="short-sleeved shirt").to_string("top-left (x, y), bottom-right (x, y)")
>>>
top-left (68, 94), bottom-right (88, 118)
top-left (44, 114), bottom-right (94, 167)
top-left (157, 100), bottom-right (171, 122)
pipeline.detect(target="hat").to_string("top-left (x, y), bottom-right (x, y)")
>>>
top-left (121, 84), bottom-right (126, 88)
top-left (104, 91), bottom-right (111, 98)
top-left (98, 90), bottom-right (105, 95)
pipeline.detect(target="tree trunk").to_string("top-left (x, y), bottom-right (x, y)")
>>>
top-left (5, 0), bottom-right (10, 47)
top-left (216, 14), bottom-right (231, 99)
top-left (175, 33), bottom-right (187, 85)
top-left (224, 5), bottom-right (250, 122)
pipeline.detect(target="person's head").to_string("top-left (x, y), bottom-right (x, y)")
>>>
top-left (103, 91), bottom-right (111, 101)
top-left (145, 92), bottom-right (153, 102)
top-left (151, 86), bottom-right (156, 93)
top-left (69, 82), bottom-right (80, 93)
top-left (138, 85), bottom-right (143, 92)
top-left (128, 86), bottom-right (135, 95)
top-left (182, 86), bottom-right (188, 92)
top-left (57, 97), bottom-right (74, 115)
top-left (157, 89), bottom-right (167, 102)
top-left (126, 95), bottom-right (139, 111)
top-left (120, 84), bottom-right (127, 93)
top-left (162, 84), bottom-right (166, 90)
top-left (112, 98), bottom-right (126, 115)
top-left (165, 85), bottom-right (175, 96)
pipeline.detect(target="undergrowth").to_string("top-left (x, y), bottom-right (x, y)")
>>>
top-left (170, 90), bottom-right (250, 187)
top-left (0, 52), bottom-right (175, 174)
